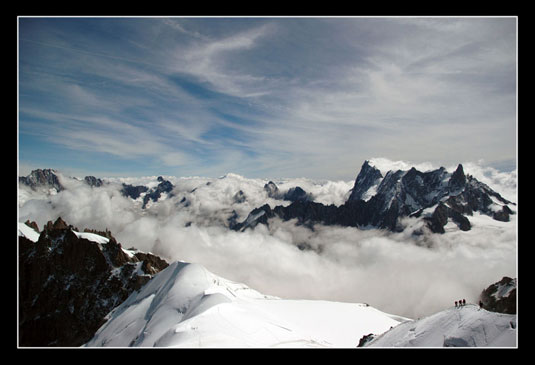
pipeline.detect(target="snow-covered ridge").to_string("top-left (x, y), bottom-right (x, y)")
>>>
top-left (85, 261), bottom-right (407, 348)
top-left (365, 304), bottom-right (516, 347)
top-left (73, 231), bottom-right (110, 245)
top-left (18, 222), bottom-right (40, 242)
top-left (19, 221), bottom-right (118, 249)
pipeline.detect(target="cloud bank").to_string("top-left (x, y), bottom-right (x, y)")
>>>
top-left (18, 160), bottom-right (517, 319)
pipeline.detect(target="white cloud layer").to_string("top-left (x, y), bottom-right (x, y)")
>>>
top-left (18, 160), bottom-right (517, 319)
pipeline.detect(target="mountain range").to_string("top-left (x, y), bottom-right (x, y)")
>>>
top-left (231, 161), bottom-right (515, 234)
top-left (18, 160), bottom-right (517, 347)
top-left (19, 161), bottom-right (515, 236)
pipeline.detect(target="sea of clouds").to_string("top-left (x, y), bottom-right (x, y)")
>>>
top-left (18, 159), bottom-right (517, 319)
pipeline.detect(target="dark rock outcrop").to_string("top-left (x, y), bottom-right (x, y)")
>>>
top-left (142, 177), bottom-right (175, 208)
top-left (84, 176), bottom-right (104, 187)
top-left (424, 202), bottom-right (471, 234)
top-left (448, 164), bottom-right (467, 193)
top-left (120, 183), bottom-right (148, 200)
top-left (233, 190), bottom-right (247, 204)
top-left (24, 220), bottom-right (39, 232)
top-left (479, 277), bottom-right (517, 314)
top-left (357, 333), bottom-right (376, 347)
top-left (264, 181), bottom-right (312, 202)
top-left (283, 186), bottom-right (312, 202)
top-left (19, 217), bottom-right (169, 347)
top-left (120, 176), bottom-right (175, 208)
top-left (493, 205), bottom-right (513, 222)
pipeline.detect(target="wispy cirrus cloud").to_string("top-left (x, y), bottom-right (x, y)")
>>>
top-left (18, 17), bottom-right (516, 179)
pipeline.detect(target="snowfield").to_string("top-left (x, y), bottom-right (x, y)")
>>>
top-left (84, 261), bottom-right (407, 348)
top-left (83, 259), bottom-right (517, 348)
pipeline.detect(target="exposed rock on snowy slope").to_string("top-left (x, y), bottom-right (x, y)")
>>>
top-left (479, 276), bottom-right (517, 314)
top-left (233, 161), bottom-right (515, 234)
top-left (84, 260), bottom-right (407, 348)
top-left (364, 304), bottom-right (516, 347)
top-left (18, 218), bottom-right (168, 347)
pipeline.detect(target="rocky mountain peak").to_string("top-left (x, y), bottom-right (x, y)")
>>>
top-left (51, 216), bottom-right (69, 230)
top-left (449, 164), bottom-right (466, 192)
top-left (19, 168), bottom-right (64, 192)
top-left (264, 181), bottom-right (281, 199)
top-left (284, 186), bottom-right (311, 202)
top-left (84, 175), bottom-right (104, 187)
top-left (348, 160), bottom-right (383, 202)
top-left (142, 177), bottom-right (175, 208)
top-left (24, 220), bottom-right (39, 232)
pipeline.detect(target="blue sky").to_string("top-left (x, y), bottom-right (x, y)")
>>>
top-left (18, 17), bottom-right (517, 179)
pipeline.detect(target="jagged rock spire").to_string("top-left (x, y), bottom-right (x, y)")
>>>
top-left (348, 160), bottom-right (383, 202)
top-left (449, 164), bottom-right (466, 192)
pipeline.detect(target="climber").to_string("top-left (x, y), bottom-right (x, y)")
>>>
top-left (462, 299), bottom-right (466, 306)
top-left (455, 301), bottom-right (458, 308)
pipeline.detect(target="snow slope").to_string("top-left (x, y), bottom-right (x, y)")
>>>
top-left (365, 304), bottom-right (516, 347)
top-left (18, 222), bottom-right (40, 242)
top-left (84, 261), bottom-right (407, 348)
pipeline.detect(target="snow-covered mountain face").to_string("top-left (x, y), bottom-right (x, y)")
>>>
top-left (84, 260), bottom-right (407, 348)
top-left (18, 159), bottom-right (517, 320)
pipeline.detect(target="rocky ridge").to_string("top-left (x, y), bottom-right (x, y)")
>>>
top-left (233, 161), bottom-right (515, 234)
top-left (18, 217), bottom-right (169, 347)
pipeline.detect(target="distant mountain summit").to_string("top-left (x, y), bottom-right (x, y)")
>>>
top-left (347, 160), bottom-right (383, 201)
top-left (233, 160), bottom-right (515, 234)
top-left (19, 169), bottom-right (64, 192)
top-left (19, 169), bottom-right (105, 191)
